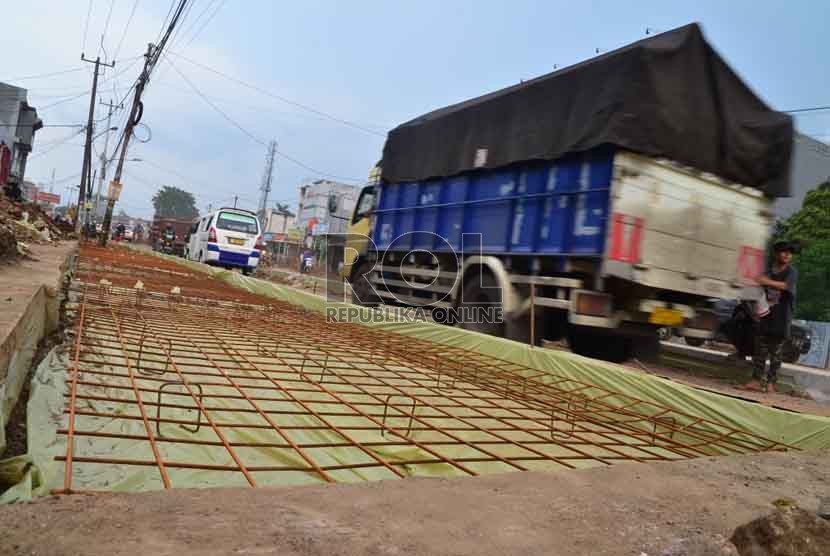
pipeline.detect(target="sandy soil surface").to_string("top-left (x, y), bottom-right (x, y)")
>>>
top-left (1, 450), bottom-right (827, 556)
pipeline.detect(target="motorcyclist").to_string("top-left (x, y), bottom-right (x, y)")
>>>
top-left (163, 224), bottom-right (176, 242)
top-left (114, 223), bottom-right (126, 240)
top-left (300, 249), bottom-right (314, 273)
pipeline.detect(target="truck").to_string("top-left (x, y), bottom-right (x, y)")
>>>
top-left (343, 24), bottom-right (794, 362)
top-left (150, 216), bottom-right (191, 257)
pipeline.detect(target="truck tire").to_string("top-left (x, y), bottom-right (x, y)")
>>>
top-left (457, 272), bottom-right (505, 337)
top-left (684, 336), bottom-right (706, 347)
top-left (567, 326), bottom-right (632, 363)
top-left (350, 261), bottom-right (380, 306)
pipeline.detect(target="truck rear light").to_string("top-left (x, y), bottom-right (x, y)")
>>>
top-left (208, 227), bottom-right (217, 243)
top-left (574, 291), bottom-right (612, 317)
top-left (254, 236), bottom-right (263, 250)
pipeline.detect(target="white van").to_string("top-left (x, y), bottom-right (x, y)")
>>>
top-left (185, 208), bottom-right (262, 275)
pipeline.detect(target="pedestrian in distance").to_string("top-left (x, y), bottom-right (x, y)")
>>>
top-left (743, 241), bottom-right (798, 394)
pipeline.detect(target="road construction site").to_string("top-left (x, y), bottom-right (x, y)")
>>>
top-left (2, 244), bottom-right (828, 493)
top-left (1, 243), bottom-right (829, 553)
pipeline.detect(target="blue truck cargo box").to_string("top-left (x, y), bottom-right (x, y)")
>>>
top-left (373, 147), bottom-right (615, 258)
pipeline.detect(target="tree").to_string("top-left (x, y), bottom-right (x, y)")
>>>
top-left (778, 180), bottom-right (830, 321)
top-left (779, 180), bottom-right (830, 245)
top-left (151, 186), bottom-right (198, 219)
top-left (792, 240), bottom-right (830, 321)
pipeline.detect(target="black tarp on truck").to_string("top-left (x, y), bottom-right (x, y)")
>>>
top-left (381, 23), bottom-right (793, 197)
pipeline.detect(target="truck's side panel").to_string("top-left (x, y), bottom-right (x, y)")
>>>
top-left (372, 147), bottom-right (615, 258)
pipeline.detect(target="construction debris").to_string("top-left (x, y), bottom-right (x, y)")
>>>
top-left (0, 192), bottom-right (67, 263)
top-left (730, 507), bottom-right (830, 556)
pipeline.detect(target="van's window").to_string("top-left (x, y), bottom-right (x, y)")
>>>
top-left (353, 186), bottom-right (376, 224)
top-left (189, 222), bottom-right (198, 234)
top-left (217, 212), bottom-right (258, 235)
top-left (202, 216), bottom-right (213, 231)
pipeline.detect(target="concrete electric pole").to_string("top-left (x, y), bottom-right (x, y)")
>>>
top-left (99, 43), bottom-right (154, 247)
top-left (76, 54), bottom-right (115, 234)
top-left (93, 99), bottom-right (123, 224)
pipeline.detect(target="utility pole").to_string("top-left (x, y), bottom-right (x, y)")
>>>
top-left (76, 54), bottom-right (116, 234)
top-left (94, 99), bottom-right (123, 223)
top-left (100, 43), bottom-right (154, 247)
top-left (233, 195), bottom-right (238, 208)
top-left (257, 140), bottom-right (277, 230)
top-left (50, 168), bottom-right (55, 193)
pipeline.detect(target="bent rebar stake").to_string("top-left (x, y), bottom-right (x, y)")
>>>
top-left (381, 394), bottom-right (417, 438)
top-left (156, 381), bottom-right (204, 437)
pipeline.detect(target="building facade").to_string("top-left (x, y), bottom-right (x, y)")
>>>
top-left (296, 179), bottom-right (360, 235)
top-left (262, 207), bottom-right (296, 237)
top-left (774, 133), bottom-right (830, 220)
top-left (0, 82), bottom-right (42, 194)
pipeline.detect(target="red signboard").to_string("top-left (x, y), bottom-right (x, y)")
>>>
top-left (36, 191), bottom-right (61, 204)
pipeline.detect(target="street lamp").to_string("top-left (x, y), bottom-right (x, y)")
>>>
top-left (91, 126), bottom-right (118, 141)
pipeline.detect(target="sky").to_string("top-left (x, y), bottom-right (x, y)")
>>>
top-left (3, 0), bottom-right (828, 220)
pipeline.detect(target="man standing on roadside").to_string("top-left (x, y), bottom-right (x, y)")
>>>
top-left (746, 241), bottom-right (798, 393)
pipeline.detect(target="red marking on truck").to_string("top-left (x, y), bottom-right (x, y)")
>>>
top-left (737, 246), bottom-right (765, 283)
top-left (610, 213), bottom-right (644, 263)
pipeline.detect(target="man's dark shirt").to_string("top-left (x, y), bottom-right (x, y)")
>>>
top-left (761, 265), bottom-right (798, 338)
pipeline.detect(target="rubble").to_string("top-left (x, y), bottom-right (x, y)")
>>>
top-left (0, 191), bottom-right (67, 263)
top-left (730, 507), bottom-right (830, 556)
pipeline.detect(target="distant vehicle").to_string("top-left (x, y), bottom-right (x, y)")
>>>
top-left (664, 299), bottom-right (812, 364)
top-left (150, 217), bottom-right (191, 256)
top-left (185, 207), bottom-right (263, 276)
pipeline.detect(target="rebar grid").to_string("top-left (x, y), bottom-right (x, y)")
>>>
top-left (54, 246), bottom-right (793, 493)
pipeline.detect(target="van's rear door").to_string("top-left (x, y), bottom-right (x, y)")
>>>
top-left (603, 151), bottom-right (772, 299)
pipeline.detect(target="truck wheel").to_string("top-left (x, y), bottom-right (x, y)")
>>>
top-left (458, 272), bottom-right (505, 337)
top-left (350, 261), bottom-right (380, 306)
top-left (505, 310), bottom-right (546, 345)
top-left (567, 326), bottom-right (632, 363)
top-left (684, 336), bottom-right (706, 347)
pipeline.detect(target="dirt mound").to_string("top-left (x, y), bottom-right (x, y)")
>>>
top-left (730, 507), bottom-right (830, 555)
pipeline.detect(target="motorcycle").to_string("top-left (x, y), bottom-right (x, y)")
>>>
top-left (160, 233), bottom-right (175, 254)
top-left (301, 257), bottom-right (314, 274)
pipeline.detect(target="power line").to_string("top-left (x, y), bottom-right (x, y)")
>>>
top-left (169, 51), bottom-right (387, 137)
top-left (30, 130), bottom-right (86, 159)
top-left (82, 0), bottom-right (94, 53)
top-left (182, 0), bottom-right (225, 49)
top-left (784, 105), bottom-right (830, 114)
top-left (113, 0), bottom-right (139, 61)
top-left (98, 0), bottom-right (116, 60)
top-left (166, 57), bottom-right (363, 182)
top-left (2, 67), bottom-right (86, 82)
top-left (166, 56), bottom-right (268, 146)
top-left (36, 55), bottom-right (143, 112)
top-left (101, 2), bottom-right (192, 245)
